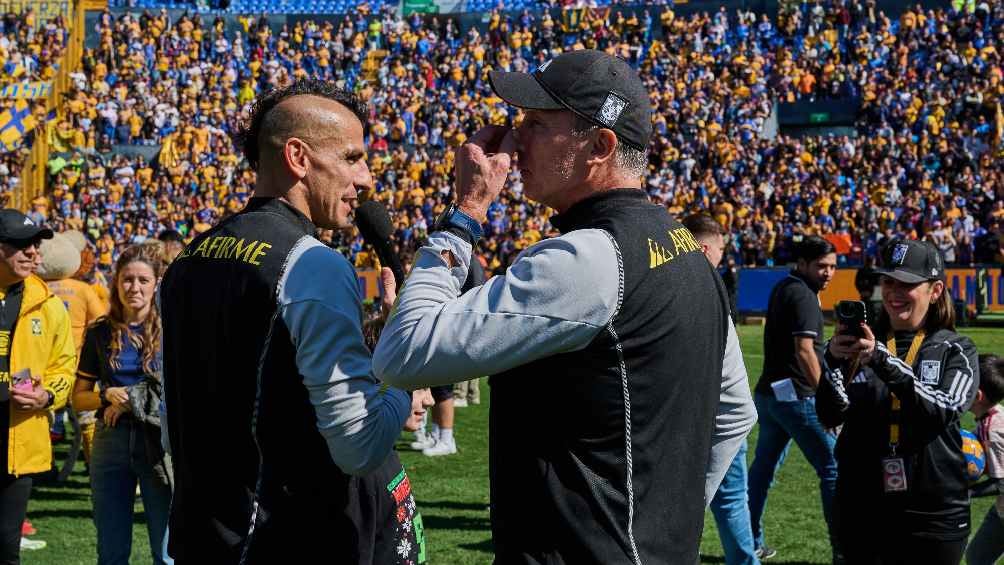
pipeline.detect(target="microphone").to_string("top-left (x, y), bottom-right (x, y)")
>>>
top-left (355, 200), bottom-right (405, 291)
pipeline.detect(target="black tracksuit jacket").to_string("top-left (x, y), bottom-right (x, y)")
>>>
top-left (817, 328), bottom-right (979, 544)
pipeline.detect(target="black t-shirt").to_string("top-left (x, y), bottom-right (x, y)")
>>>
top-left (756, 271), bottom-right (824, 398)
top-left (0, 283), bottom-right (24, 476)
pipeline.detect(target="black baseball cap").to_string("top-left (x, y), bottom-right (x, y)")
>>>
top-left (488, 49), bottom-right (652, 151)
top-left (0, 209), bottom-right (53, 245)
top-left (876, 239), bottom-right (945, 284)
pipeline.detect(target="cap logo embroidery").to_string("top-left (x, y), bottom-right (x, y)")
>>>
top-left (597, 92), bottom-right (628, 128)
top-left (891, 243), bottom-right (909, 266)
top-left (22, 218), bottom-right (33, 226)
top-left (537, 59), bottom-right (553, 73)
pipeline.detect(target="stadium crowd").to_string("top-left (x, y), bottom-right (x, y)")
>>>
top-left (0, 0), bottom-right (1002, 562)
top-left (0, 10), bottom-right (68, 209)
top-left (0, 0), bottom-right (1003, 275)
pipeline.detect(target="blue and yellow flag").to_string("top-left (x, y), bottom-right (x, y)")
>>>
top-left (0, 100), bottom-right (38, 151)
top-left (2, 62), bottom-right (26, 83)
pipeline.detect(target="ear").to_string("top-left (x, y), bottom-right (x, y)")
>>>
top-left (929, 280), bottom-right (945, 302)
top-left (588, 128), bottom-right (618, 165)
top-left (283, 137), bottom-right (311, 180)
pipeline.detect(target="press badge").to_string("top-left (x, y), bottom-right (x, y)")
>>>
top-left (882, 457), bottom-right (908, 493)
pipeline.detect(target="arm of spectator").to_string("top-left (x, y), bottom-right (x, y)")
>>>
top-left (795, 336), bottom-right (823, 390)
top-left (816, 346), bottom-right (850, 429)
top-left (869, 336), bottom-right (978, 436)
top-left (280, 238), bottom-right (411, 476)
top-left (43, 299), bottom-right (77, 411)
top-left (373, 229), bottom-right (621, 388)
top-left (705, 318), bottom-right (757, 505)
top-left (789, 284), bottom-right (824, 389)
top-left (72, 324), bottom-right (102, 411)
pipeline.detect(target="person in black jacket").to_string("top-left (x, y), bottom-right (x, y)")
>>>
top-left (374, 49), bottom-right (755, 565)
top-left (160, 80), bottom-right (419, 564)
top-left (818, 239), bottom-right (980, 565)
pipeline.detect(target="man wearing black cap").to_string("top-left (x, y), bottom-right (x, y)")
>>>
top-left (375, 50), bottom-right (755, 564)
top-left (0, 209), bottom-right (75, 563)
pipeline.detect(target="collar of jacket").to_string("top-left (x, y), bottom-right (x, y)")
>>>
top-left (244, 196), bottom-right (317, 234)
top-left (550, 188), bottom-right (648, 234)
top-left (17, 275), bottom-right (55, 315)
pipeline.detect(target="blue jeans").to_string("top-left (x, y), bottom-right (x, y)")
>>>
top-left (710, 441), bottom-right (759, 565)
top-left (747, 392), bottom-right (837, 550)
top-left (90, 419), bottom-right (173, 565)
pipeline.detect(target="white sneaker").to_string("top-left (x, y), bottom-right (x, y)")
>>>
top-left (422, 439), bottom-right (457, 457)
top-left (410, 431), bottom-right (435, 451)
top-left (20, 538), bottom-right (45, 551)
top-left (453, 398), bottom-right (468, 408)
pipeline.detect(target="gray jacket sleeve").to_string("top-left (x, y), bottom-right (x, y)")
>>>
top-left (705, 319), bottom-right (757, 505)
top-left (280, 238), bottom-right (411, 476)
top-left (372, 229), bottom-right (621, 388)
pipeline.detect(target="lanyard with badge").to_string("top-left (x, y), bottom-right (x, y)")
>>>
top-left (881, 330), bottom-right (925, 494)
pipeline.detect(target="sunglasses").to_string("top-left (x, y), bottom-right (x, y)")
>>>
top-left (0, 238), bottom-right (43, 251)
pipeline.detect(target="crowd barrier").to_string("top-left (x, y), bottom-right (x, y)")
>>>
top-left (357, 266), bottom-right (1004, 314)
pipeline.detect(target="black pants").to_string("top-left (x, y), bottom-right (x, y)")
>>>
top-left (0, 474), bottom-right (31, 565)
top-left (841, 533), bottom-right (966, 564)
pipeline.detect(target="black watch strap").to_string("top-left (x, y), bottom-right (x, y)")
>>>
top-left (44, 390), bottom-right (54, 408)
top-left (443, 225), bottom-right (476, 247)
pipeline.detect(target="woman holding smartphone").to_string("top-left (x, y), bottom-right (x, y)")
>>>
top-left (817, 239), bottom-right (979, 564)
top-left (72, 243), bottom-right (172, 565)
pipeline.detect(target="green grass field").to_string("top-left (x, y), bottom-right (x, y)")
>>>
top-left (21, 326), bottom-right (1004, 564)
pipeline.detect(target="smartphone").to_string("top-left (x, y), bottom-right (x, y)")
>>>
top-left (11, 370), bottom-right (32, 393)
top-left (836, 300), bottom-right (867, 337)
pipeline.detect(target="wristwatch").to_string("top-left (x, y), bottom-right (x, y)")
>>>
top-left (44, 390), bottom-right (54, 408)
top-left (432, 203), bottom-right (484, 244)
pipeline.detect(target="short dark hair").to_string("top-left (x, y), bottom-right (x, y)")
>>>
top-left (235, 79), bottom-right (368, 171)
top-left (795, 235), bottom-right (836, 263)
top-left (682, 214), bottom-right (724, 239)
top-left (157, 229), bottom-right (184, 243)
top-left (979, 354), bottom-right (1004, 406)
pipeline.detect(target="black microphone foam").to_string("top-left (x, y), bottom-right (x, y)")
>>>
top-left (355, 200), bottom-right (405, 291)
